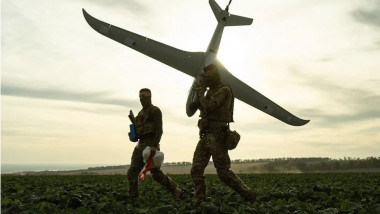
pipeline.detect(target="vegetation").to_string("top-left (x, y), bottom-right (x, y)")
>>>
top-left (251, 157), bottom-right (380, 173)
top-left (6, 157), bottom-right (379, 177)
top-left (88, 157), bottom-right (380, 170)
top-left (2, 173), bottom-right (380, 213)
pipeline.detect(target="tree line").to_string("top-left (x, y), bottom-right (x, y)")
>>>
top-left (87, 157), bottom-right (380, 171)
top-left (251, 157), bottom-right (380, 172)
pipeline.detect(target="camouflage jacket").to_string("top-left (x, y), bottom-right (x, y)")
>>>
top-left (197, 83), bottom-right (234, 123)
top-left (135, 105), bottom-right (163, 147)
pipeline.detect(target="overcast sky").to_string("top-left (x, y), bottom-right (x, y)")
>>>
top-left (2, 0), bottom-right (380, 165)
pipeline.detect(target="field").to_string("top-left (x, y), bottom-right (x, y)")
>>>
top-left (1, 173), bottom-right (380, 213)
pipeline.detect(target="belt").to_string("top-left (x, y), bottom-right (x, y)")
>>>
top-left (207, 120), bottom-right (228, 127)
top-left (139, 133), bottom-right (155, 139)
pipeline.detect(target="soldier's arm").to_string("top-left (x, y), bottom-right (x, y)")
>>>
top-left (190, 84), bottom-right (205, 111)
top-left (152, 107), bottom-right (163, 147)
top-left (198, 86), bottom-right (230, 114)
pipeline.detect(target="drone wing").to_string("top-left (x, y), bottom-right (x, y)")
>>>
top-left (82, 9), bottom-right (204, 78)
top-left (83, 9), bottom-right (309, 126)
top-left (217, 62), bottom-right (309, 126)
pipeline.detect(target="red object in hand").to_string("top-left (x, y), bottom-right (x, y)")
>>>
top-left (140, 157), bottom-right (154, 180)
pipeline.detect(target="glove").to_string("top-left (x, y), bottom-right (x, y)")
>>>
top-left (150, 146), bottom-right (157, 157)
top-left (193, 82), bottom-right (206, 95)
top-left (128, 132), bottom-right (138, 142)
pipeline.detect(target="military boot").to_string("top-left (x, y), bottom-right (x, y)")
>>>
top-left (193, 178), bottom-right (207, 204)
top-left (244, 191), bottom-right (257, 203)
top-left (172, 188), bottom-right (182, 201)
top-left (232, 184), bottom-right (256, 203)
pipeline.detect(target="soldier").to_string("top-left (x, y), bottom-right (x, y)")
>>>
top-left (190, 64), bottom-right (256, 204)
top-left (127, 88), bottom-right (181, 200)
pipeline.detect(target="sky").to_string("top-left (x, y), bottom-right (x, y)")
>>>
top-left (2, 0), bottom-right (380, 166)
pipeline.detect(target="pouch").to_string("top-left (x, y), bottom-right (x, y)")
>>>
top-left (197, 118), bottom-right (209, 130)
top-left (226, 129), bottom-right (240, 150)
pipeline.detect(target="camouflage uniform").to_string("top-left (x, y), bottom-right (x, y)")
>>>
top-left (191, 83), bottom-right (255, 202)
top-left (127, 105), bottom-right (179, 198)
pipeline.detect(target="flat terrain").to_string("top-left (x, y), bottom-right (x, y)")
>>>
top-left (7, 161), bottom-right (380, 176)
top-left (87, 162), bottom-right (268, 175)
top-left (2, 173), bottom-right (380, 213)
top-left (5, 162), bottom-right (267, 176)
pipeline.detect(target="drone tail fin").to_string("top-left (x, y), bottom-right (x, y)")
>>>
top-left (209, 0), bottom-right (253, 26)
top-left (226, 14), bottom-right (253, 26)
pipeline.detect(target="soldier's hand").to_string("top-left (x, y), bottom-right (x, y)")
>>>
top-left (192, 83), bottom-right (201, 91)
top-left (193, 82), bottom-right (206, 94)
top-left (128, 132), bottom-right (138, 142)
top-left (150, 146), bottom-right (157, 157)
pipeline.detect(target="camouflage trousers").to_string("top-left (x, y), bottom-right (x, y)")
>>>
top-left (191, 129), bottom-right (255, 201)
top-left (127, 139), bottom-right (178, 198)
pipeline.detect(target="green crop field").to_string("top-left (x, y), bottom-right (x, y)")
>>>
top-left (1, 173), bottom-right (379, 213)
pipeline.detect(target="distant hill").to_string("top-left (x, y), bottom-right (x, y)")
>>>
top-left (6, 157), bottom-right (380, 176)
top-left (250, 157), bottom-right (380, 173)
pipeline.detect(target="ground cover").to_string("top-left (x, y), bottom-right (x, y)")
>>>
top-left (1, 173), bottom-right (379, 213)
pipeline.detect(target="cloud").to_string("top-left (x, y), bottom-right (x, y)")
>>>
top-left (235, 66), bottom-right (380, 131)
top-left (354, 125), bottom-right (380, 135)
top-left (288, 69), bottom-right (380, 127)
top-left (299, 107), bottom-right (380, 127)
top-left (82, 0), bottom-right (149, 14)
top-left (1, 129), bottom-right (69, 139)
top-left (1, 85), bottom-right (140, 108)
top-left (306, 141), bottom-right (353, 149)
top-left (318, 58), bottom-right (334, 62)
top-left (352, 2), bottom-right (380, 29)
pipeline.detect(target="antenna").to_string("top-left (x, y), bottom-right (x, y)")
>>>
top-left (225, 0), bottom-right (233, 12)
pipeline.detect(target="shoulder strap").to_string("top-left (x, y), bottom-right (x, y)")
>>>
top-left (145, 105), bottom-right (160, 122)
top-left (227, 85), bottom-right (235, 123)
top-left (139, 105), bottom-right (156, 124)
top-left (149, 105), bottom-right (158, 116)
top-left (224, 84), bottom-right (234, 111)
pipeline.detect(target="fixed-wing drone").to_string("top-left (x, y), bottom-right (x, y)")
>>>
top-left (83, 0), bottom-right (309, 126)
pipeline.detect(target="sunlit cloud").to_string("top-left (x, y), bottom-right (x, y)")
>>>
top-left (2, 85), bottom-right (140, 108)
top-left (287, 68), bottom-right (380, 125)
top-left (82, 0), bottom-right (148, 14)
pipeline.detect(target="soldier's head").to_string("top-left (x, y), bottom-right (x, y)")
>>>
top-left (139, 88), bottom-right (152, 108)
top-left (203, 64), bottom-right (221, 88)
